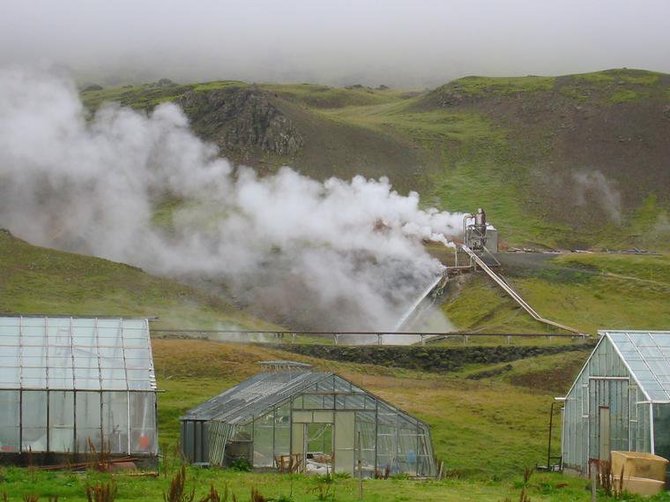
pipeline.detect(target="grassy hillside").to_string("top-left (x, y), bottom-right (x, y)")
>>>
top-left (82, 69), bottom-right (670, 251)
top-left (0, 229), bottom-right (277, 331)
top-left (442, 251), bottom-right (670, 335)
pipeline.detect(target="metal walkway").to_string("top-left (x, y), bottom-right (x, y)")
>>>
top-left (460, 245), bottom-right (583, 335)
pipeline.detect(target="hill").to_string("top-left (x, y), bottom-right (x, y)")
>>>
top-left (0, 229), bottom-right (276, 331)
top-left (82, 69), bottom-right (670, 250)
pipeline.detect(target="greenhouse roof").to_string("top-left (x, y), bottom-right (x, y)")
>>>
top-left (182, 365), bottom-right (431, 429)
top-left (602, 330), bottom-right (670, 403)
top-left (182, 368), bottom-right (332, 424)
top-left (0, 316), bottom-right (156, 391)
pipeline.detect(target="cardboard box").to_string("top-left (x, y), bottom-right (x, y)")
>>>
top-left (611, 451), bottom-right (669, 482)
top-left (613, 475), bottom-right (665, 496)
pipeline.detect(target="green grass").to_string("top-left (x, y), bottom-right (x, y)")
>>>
top-left (610, 89), bottom-right (643, 103)
top-left (260, 82), bottom-right (408, 109)
top-left (572, 69), bottom-right (662, 86)
top-left (192, 80), bottom-right (250, 92)
top-left (0, 230), bottom-right (277, 331)
top-left (317, 97), bottom-right (560, 246)
top-left (443, 252), bottom-right (670, 335)
top-left (0, 339), bottom-right (640, 500)
top-left (0, 465), bottom-right (601, 501)
top-left (81, 83), bottom-right (191, 111)
top-left (437, 75), bottom-right (556, 96)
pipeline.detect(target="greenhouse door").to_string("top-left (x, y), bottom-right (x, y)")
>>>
top-left (589, 377), bottom-right (629, 461)
top-left (334, 412), bottom-right (355, 474)
top-left (291, 411), bottom-right (336, 473)
top-left (290, 411), bottom-right (354, 474)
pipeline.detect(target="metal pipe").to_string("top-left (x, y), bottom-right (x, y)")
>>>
top-left (460, 244), bottom-right (584, 335)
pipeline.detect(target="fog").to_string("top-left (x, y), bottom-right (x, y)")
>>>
top-left (0, 67), bottom-right (461, 332)
top-left (1, 0), bottom-right (669, 87)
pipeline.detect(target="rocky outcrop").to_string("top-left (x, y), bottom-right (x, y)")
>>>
top-left (178, 86), bottom-right (303, 157)
top-left (273, 342), bottom-right (594, 373)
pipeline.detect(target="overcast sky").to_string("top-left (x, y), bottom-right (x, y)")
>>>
top-left (1, 0), bottom-right (669, 87)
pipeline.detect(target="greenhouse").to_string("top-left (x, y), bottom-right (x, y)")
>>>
top-left (561, 330), bottom-right (670, 475)
top-left (0, 316), bottom-right (158, 466)
top-left (181, 361), bottom-right (436, 477)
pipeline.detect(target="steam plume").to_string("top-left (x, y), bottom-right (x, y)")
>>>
top-left (0, 67), bottom-right (461, 331)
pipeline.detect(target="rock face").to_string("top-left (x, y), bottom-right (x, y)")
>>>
top-left (177, 86), bottom-right (303, 157)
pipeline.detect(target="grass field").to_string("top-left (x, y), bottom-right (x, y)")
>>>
top-left (4, 338), bottom-right (668, 500)
top-left (0, 339), bottom-right (619, 501)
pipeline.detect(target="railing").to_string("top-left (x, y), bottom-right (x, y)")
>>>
top-left (151, 328), bottom-right (589, 346)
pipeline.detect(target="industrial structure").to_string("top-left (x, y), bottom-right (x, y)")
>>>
top-left (560, 330), bottom-right (670, 475)
top-left (463, 208), bottom-right (498, 252)
top-left (181, 361), bottom-right (436, 477)
top-left (0, 316), bottom-right (158, 466)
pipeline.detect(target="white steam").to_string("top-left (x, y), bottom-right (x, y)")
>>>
top-left (572, 170), bottom-right (622, 224)
top-left (0, 67), bottom-right (462, 331)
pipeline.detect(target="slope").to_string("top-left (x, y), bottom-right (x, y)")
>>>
top-left (82, 69), bottom-right (670, 250)
top-left (417, 69), bottom-right (670, 249)
top-left (0, 229), bottom-right (276, 331)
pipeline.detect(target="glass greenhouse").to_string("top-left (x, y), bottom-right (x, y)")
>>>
top-left (561, 330), bottom-right (670, 475)
top-left (0, 316), bottom-right (158, 465)
top-left (181, 361), bottom-right (436, 477)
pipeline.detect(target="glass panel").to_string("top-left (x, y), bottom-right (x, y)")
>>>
top-left (653, 404), bottom-right (670, 461)
top-left (126, 369), bottom-right (149, 381)
top-left (0, 391), bottom-right (19, 452)
top-left (0, 365), bottom-right (20, 387)
top-left (22, 391), bottom-right (47, 452)
top-left (49, 391), bottom-right (74, 452)
top-left (253, 411), bottom-right (275, 467)
top-left (129, 392), bottom-right (157, 454)
top-left (98, 346), bottom-right (121, 361)
top-left (76, 391), bottom-right (102, 453)
top-left (275, 403), bottom-right (290, 458)
top-left (124, 348), bottom-right (151, 366)
top-left (0, 343), bottom-right (19, 354)
top-left (123, 336), bottom-right (147, 348)
top-left (102, 392), bottom-right (129, 454)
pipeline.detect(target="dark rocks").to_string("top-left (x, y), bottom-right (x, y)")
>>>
top-left (178, 87), bottom-right (303, 157)
top-left (276, 343), bottom-right (592, 373)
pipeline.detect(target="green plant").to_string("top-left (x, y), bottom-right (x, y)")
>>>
top-left (250, 487), bottom-right (267, 502)
top-left (227, 459), bottom-right (252, 472)
top-left (86, 481), bottom-right (117, 502)
top-left (197, 484), bottom-right (234, 502)
top-left (505, 467), bottom-right (533, 502)
top-left (312, 473), bottom-right (336, 502)
top-left (163, 466), bottom-right (195, 502)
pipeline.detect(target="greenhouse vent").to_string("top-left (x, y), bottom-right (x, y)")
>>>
top-left (0, 316), bottom-right (158, 467)
top-left (560, 330), bottom-right (670, 476)
top-left (181, 361), bottom-right (436, 477)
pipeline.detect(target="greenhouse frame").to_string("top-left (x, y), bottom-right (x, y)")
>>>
top-left (561, 330), bottom-right (670, 475)
top-left (181, 361), bottom-right (436, 477)
top-left (0, 316), bottom-right (158, 466)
